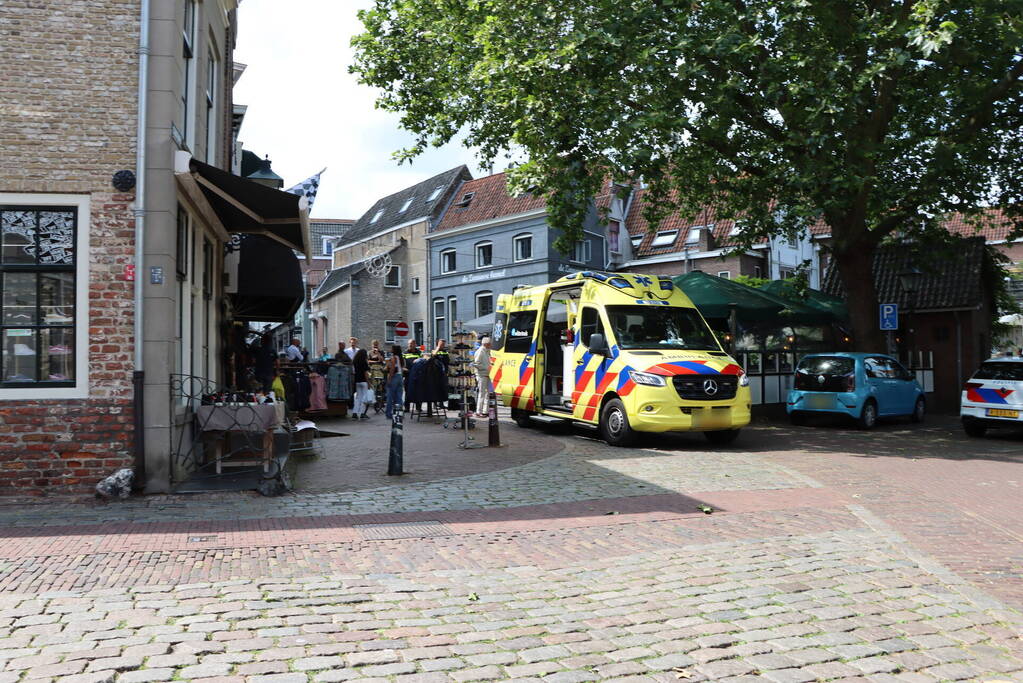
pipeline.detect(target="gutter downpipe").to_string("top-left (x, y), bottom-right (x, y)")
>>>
top-left (132, 0), bottom-right (151, 491)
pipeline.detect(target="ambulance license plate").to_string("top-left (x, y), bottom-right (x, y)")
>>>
top-left (986, 408), bottom-right (1019, 418)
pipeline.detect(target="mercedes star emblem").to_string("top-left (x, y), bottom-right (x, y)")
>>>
top-left (703, 379), bottom-right (719, 396)
top-left (818, 374), bottom-right (826, 384)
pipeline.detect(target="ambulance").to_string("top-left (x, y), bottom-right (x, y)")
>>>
top-left (490, 271), bottom-right (751, 446)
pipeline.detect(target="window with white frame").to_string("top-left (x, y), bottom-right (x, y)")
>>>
top-left (440, 248), bottom-right (456, 274)
top-left (513, 233), bottom-right (532, 261)
top-left (369, 208), bottom-right (384, 224)
top-left (205, 44), bottom-right (218, 163)
top-left (717, 271), bottom-right (731, 279)
top-left (630, 234), bottom-right (643, 250)
top-left (399, 196), bottom-right (415, 213)
top-left (427, 185), bottom-right (444, 201)
top-left (571, 240), bottom-right (591, 263)
top-left (321, 237), bottom-right (334, 257)
top-left (433, 298), bottom-right (445, 344)
top-left (177, 0), bottom-right (197, 148)
top-left (652, 230), bottom-right (679, 248)
top-left (384, 320), bottom-right (401, 344)
top-left (475, 241), bottom-right (492, 268)
top-left (384, 264), bottom-right (401, 288)
top-left (684, 227), bottom-right (701, 245)
top-left (410, 276), bottom-right (420, 293)
top-left (448, 297), bottom-right (458, 339)
top-left (475, 291), bottom-right (494, 318)
top-left (1, 200), bottom-right (85, 392)
top-left (412, 321), bottom-right (424, 348)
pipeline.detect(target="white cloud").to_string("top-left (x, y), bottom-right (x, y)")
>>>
top-left (233, 0), bottom-right (492, 220)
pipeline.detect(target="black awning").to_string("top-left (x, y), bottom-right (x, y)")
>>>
top-left (182, 156), bottom-right (310, 258)
top-left (226, 236), bottom-right (304, 322)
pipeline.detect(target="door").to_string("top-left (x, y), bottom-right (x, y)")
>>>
top-left (888, 359), bottom-right (919, 414)
top-left (863, 356), bottom-right (895, 414)
top-left (572, 305), bottom-right (613, 422)
top-left (493, 308), bottom-right (540, 412)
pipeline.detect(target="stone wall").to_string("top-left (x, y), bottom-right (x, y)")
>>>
top-left (0, 0), bottom-right (140, 494)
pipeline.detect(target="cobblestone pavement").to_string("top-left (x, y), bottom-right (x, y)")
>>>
top-left (0, 434), bottom-right (815, 528)
top-left (2, 415), bottom-right (1022, 681)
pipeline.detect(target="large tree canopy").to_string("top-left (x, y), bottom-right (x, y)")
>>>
top-left (352, 0), bottom-right (1023, 349)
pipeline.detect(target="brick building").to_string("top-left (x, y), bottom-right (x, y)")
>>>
top-left (310, 167), bottom-right (470, 350)
top-left (1, 1), bottom-right (308, 495)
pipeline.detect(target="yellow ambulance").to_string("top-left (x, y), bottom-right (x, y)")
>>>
top-left (490, 271), bottom-right (751, 446)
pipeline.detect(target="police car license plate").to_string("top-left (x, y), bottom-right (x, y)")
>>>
top-left (986, 408), bottom-right (1019, 418)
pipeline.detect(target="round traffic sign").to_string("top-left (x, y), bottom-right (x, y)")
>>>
top-left (394, 321), bottom-right (409, 337)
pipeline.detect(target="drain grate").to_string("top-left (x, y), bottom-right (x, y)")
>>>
top-left (354, 521), bottom-right (453, 540)
top-left (188, 536), bottom-right (219, 543)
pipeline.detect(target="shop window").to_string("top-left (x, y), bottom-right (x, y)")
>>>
top-left (1, 196), bottom-right (88, 397)
top-left (384, 265), bottom-right (401, 288)
top-left (514, 234), bottom-right (532, 261)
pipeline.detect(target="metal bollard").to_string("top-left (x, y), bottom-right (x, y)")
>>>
top-left (488, 391), bottom-right (500, 447)
top-left (388, 409), bottom-right (403, 475)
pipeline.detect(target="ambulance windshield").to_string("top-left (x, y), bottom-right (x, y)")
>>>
top-left (606, 306), bottom-right (718, 351)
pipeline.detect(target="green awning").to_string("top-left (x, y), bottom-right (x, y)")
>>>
top-left (672, 271), bottom-right (822, 323)
top-left (759, 280), bottom-right (848, 323)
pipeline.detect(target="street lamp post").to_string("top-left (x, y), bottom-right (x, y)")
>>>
top-left (897, 266), bottom-right (923, 369)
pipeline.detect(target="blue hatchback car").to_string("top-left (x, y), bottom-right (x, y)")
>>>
top-left (787, 352), bottom-right (926, 429)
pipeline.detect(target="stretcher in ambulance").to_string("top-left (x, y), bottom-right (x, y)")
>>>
top-left (490, 271), bottom-right (751, 446)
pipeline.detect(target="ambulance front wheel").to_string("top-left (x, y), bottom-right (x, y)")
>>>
top-left (511, 408), bottom-right (532, 428)
top-left (600, 398), bottom-right (637, 447)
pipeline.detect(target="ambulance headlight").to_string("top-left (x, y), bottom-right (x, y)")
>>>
top-left (739, 371), bottom-right (750, 387)
top-left (630, 370), bottom-right (666, 387)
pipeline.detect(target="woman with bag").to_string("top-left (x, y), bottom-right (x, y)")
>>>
top-left (352, 348), bottom-right (373, 420)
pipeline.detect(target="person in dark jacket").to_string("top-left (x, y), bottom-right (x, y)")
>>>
top-left (253, 332), bottom-right (276, 391)
top-left (352, 348), bottom-right (372, 419)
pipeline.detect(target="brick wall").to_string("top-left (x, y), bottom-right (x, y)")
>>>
top-left (0, 0), bottom-right (139, 495)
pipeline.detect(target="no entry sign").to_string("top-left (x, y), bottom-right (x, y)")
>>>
top-left (394, 321), bottom-right (409, 337)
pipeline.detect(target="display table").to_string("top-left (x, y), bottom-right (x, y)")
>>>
top-left (195, 403), bottom-right (283, 473)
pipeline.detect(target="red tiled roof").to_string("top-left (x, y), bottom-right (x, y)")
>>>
top-left (624, 188), bottom-right (759, 256)
top-left (942, 210), bottom-right (1020, 242)
top-left (435, 173), bottom-right (548, 231)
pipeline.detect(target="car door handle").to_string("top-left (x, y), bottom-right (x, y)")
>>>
top-left (576, 359), bottom-right (585, 365)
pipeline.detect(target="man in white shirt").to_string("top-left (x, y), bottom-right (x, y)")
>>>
top-left (471, 336), bottom-right (492, 416)
top-left (285, 338), bottom-right (304, 362)
top-left (346, 336), bottom-right (359, 361)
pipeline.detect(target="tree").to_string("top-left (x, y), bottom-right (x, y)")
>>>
top-left (351, 0), bottom-right (1023, 350)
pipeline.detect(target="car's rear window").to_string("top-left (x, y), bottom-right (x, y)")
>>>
top-left (973, 362), bottom-right (1023, 381)
top-left (796, 356), bottom-right (855, 376)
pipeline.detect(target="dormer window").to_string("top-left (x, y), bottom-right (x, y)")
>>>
top-left (651, 230), bottom-right (678, 248)
top-left (399, 196), bottom-right (415, 213)
top-left (369, 209), bottom-right (384, 224)
top-left (427, 185), bottom-right (444, 202)
top-left (455, 192), bottom-right (475, 208)
top-left (684, 227), bottom-right (701, 244)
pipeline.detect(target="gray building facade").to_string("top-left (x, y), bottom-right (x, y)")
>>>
top-left (427, 173), bottom-right (606, 342)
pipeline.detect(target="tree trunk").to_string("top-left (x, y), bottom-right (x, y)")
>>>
top-left (832, 245), bottom-right (886, 352)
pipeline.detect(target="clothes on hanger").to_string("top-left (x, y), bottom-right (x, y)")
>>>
top-left (407, 356), bottom-right (448, 407)
top-left (308, 372), bottom-right (327, 411)
top-left (326, 363), bottom-right (353, 401)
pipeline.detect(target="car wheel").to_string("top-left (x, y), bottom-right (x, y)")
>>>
top-left (857, 400), bottom-right (877, 430)
top-left (963, 420), bottom-right (987, 438)
top-left (511, 408), bottom-right (532, 428)
top-left (910, 397), bottom-right (925, 423)
top-left (705, 429), bottom-right (741, 445)
top-left (599, 398), bottom-right (636, 447)
top-left (789, 411), bottom-right (806, 426)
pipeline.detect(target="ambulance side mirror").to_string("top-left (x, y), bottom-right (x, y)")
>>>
top-left (588, 333), bottom-right (609, 356)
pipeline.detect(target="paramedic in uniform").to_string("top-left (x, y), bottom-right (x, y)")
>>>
top-left (471, 336), bottom-right (492, 416)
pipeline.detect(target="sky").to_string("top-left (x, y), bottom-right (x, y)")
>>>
top-left (232, 0), bottom-right (489, 221)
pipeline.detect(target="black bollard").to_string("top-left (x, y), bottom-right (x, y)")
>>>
top-left (488, 391), bottom-right (500, 447)
top-left (388, 409), bottom-right (403, 475)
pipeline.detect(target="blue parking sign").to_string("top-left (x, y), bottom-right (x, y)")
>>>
top-left (879, 303), bottom-right (898, 330)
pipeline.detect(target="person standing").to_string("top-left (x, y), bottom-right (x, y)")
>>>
top-left (253, 332), bottom-right (277, 391)
top-left (333, 340), bottom-right (347, 362)
top-left (368, 339), bottom-right (385, 364)
top-left (384, 344), bottom-right (405, 419)
top-left (352, 347), bottom-right (372, 419)
top-left (346, 337), bottom-right (360, 362)
top-left (433, 339), bottom-right (450, 372)
top-left (471, 336), bottom-right (492, 416)
top-left (402, 338), bottom-right (422, 412)
top-left (285, 337), bottom-right (304, 362)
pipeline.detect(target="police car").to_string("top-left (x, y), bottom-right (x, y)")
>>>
top-left (961, 356), bottom-right (1023, 437)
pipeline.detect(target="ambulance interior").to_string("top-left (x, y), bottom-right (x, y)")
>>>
top-left (542, 288), bottom-right (582, 412)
